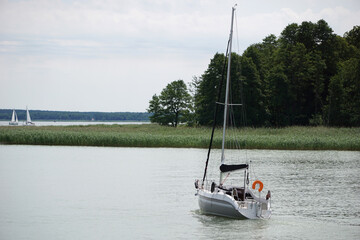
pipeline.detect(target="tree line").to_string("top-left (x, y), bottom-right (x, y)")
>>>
top-left (148, 20), bottom-right (360, 127)
top-left (0, 109), bottom-right (151, 122)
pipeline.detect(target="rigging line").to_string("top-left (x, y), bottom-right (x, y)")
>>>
top-left (228, 83), bottom-right (241, 151)
top-left (231, 107), bottom-right (241, 150)
top-left (233, 116), bottom-right (241, 151)
top-left (234, 10), bottom-right (241, 57)
top-left (234, 8), bottom-right (246, 127)
top-left (240, 77), bottom-right (247, 127)
top-left (228, 84), bottom-right (238, 152)
top-left (251, 160), bottom-right (258, 181)
top-left (226, 10), bottom-right (241, 156)
top-left (201, 38), bottom-right (230, 187)
top-left (234, 7), bottom-right (248, 165)
top-left (229, 107), bottom-right (235, 151)
top-left (228, 93), bottom-right (234, 151)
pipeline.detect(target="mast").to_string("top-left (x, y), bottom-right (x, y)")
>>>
top-left (201, 32), bottom-right (231, 188)
top-left (220, 5), bottom-right (236, 184)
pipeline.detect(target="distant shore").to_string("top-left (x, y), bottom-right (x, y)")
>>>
top-left (0, 124), bottom-right (359, 151)
top-left (0, 109), bottom-right (151, 122)
top-left (0, 120), bottom-right (150, 127)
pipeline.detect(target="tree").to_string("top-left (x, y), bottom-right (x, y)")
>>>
top-left (194, 52), bottom-right (268, 127)
top-left (327, 57), bottom-right (360, 126)
top-left (240, 56), bottom-right (267, 126)
top-left (194, 53), bottom-right (226, 126)
top-left (267, 64), bottom-right (290, 126)
top-left (148, 94), bottom-right (168, 125)
top-left (243, 35), bottom-right (279, 125)
top-left (147, 80), bottom-right (192, 127)
top-left (191, 21), bottom-right (359, 127)
top-left (344, 25), bottom-right (360, 49)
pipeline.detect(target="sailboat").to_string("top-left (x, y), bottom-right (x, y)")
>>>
top-left (24, 106), bottom-right (35, 126)
top-left (9, 109), bottom-right (19, 125)
top-left (194, 6), bottom-right (272, 219)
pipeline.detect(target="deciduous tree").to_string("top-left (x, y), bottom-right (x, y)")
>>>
top-left (147, 80), bottom-right (192, 127)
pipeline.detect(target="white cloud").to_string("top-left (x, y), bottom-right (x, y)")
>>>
top-left (48, 39), bottom-right (103, 48)
top-left (277, 6), bottom-right (359, 36)
top-left (1, 1), bottom-right (356, 56)
top-left (0, 40), bottom-right (21, 53)
top-left (0, 0), bottom-right (230, 51)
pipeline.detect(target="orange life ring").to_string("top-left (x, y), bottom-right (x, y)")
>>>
top-left (252, 180), bottom-right (263, 192)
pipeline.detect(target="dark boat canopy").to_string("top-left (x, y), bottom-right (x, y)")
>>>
top-left (220, 164), bottom-right (248, 173)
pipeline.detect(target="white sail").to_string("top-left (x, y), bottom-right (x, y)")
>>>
top-left (9, 109), bottom-right (19, 125)
top-left (26, 107), bottom-right (32, 123)
top-left (11, 110), bottom-right (16, 122)
top-left (24, 107), bottom-right (35, 125)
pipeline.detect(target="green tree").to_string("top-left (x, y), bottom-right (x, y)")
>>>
top-left (192, 21), bottom-right (359, 127)
top-left (148, 94), bottom-right (168, 125)
top-left (327, 57), bottom-right (360, 126)
top-left (240, 56), bottom-right (267, 126)
top-left (344, 25), bottom-right (360, 49)
top-left (279, 20), bottom-right (337, 114)
top-left (147, 80), bottom-right (192, 127)
top-left (277, 20), bottom-right (333, 125)
top-left (267, 64), bottom-right (290, 126)
top-left (194, 52), bottom-right (268, 127)
top-left (194, 52), bottom-right (248, 126)
top-left (242, 35), bottom-right (279, 125)
top-left (194, 53), bottom-right (227, 126)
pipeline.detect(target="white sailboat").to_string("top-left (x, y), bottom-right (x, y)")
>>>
top-left (9, 109), bottom-right (19, 125)
top-left (24, 106), bottom-right (35, 126)
top-left (195, 6), bottom-right (272, 219)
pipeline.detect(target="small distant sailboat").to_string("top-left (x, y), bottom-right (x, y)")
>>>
top-left (24, 106), bottom-right (35, 126)
top-left (9, 109), bottom-right (19, 125)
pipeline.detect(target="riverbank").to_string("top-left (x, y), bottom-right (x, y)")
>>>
top-left (0, 124), bottom-right (359, 150)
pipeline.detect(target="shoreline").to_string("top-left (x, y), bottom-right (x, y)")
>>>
top-left (0, 124), bottom-right (359, 151)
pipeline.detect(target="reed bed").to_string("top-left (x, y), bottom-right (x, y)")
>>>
top-left (0, 124), bottom-right (359, 150)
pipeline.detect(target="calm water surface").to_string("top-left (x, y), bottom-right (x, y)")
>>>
top-left (0, 145), bottom-right (359, 239)
top-left (0, 121), bottom-right (149, 126)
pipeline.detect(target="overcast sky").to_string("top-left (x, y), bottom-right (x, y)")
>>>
top-left (1, 0), bottom-right (359, 112)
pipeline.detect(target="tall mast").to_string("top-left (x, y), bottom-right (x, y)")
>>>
top-left (220, 5), bottom-right (236, 183)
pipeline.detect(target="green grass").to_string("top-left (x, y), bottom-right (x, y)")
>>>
top-left (0, 124), bottom-right (359, 150)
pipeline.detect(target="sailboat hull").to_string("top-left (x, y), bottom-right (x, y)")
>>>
top-left (198, 189), bottom-right (271, 219)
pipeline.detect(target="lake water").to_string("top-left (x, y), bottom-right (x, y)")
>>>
top-left (0, 121), bottom-right (149, 126)
top-left (0, 145), bottom-right (359, 240)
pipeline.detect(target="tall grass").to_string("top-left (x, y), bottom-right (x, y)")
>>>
top-left (0, 124), bottom-right (359, 150)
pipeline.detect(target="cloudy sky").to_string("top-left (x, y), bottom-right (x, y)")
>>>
top-left (1, 0), bottom-right (359, 112)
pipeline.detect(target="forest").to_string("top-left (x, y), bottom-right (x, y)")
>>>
top-left (0, 109), bottom-right (150, 122)
top-left (149, 20), bottom-right (360, 127)
top-left (193, 20), bottom-right (360, 127)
